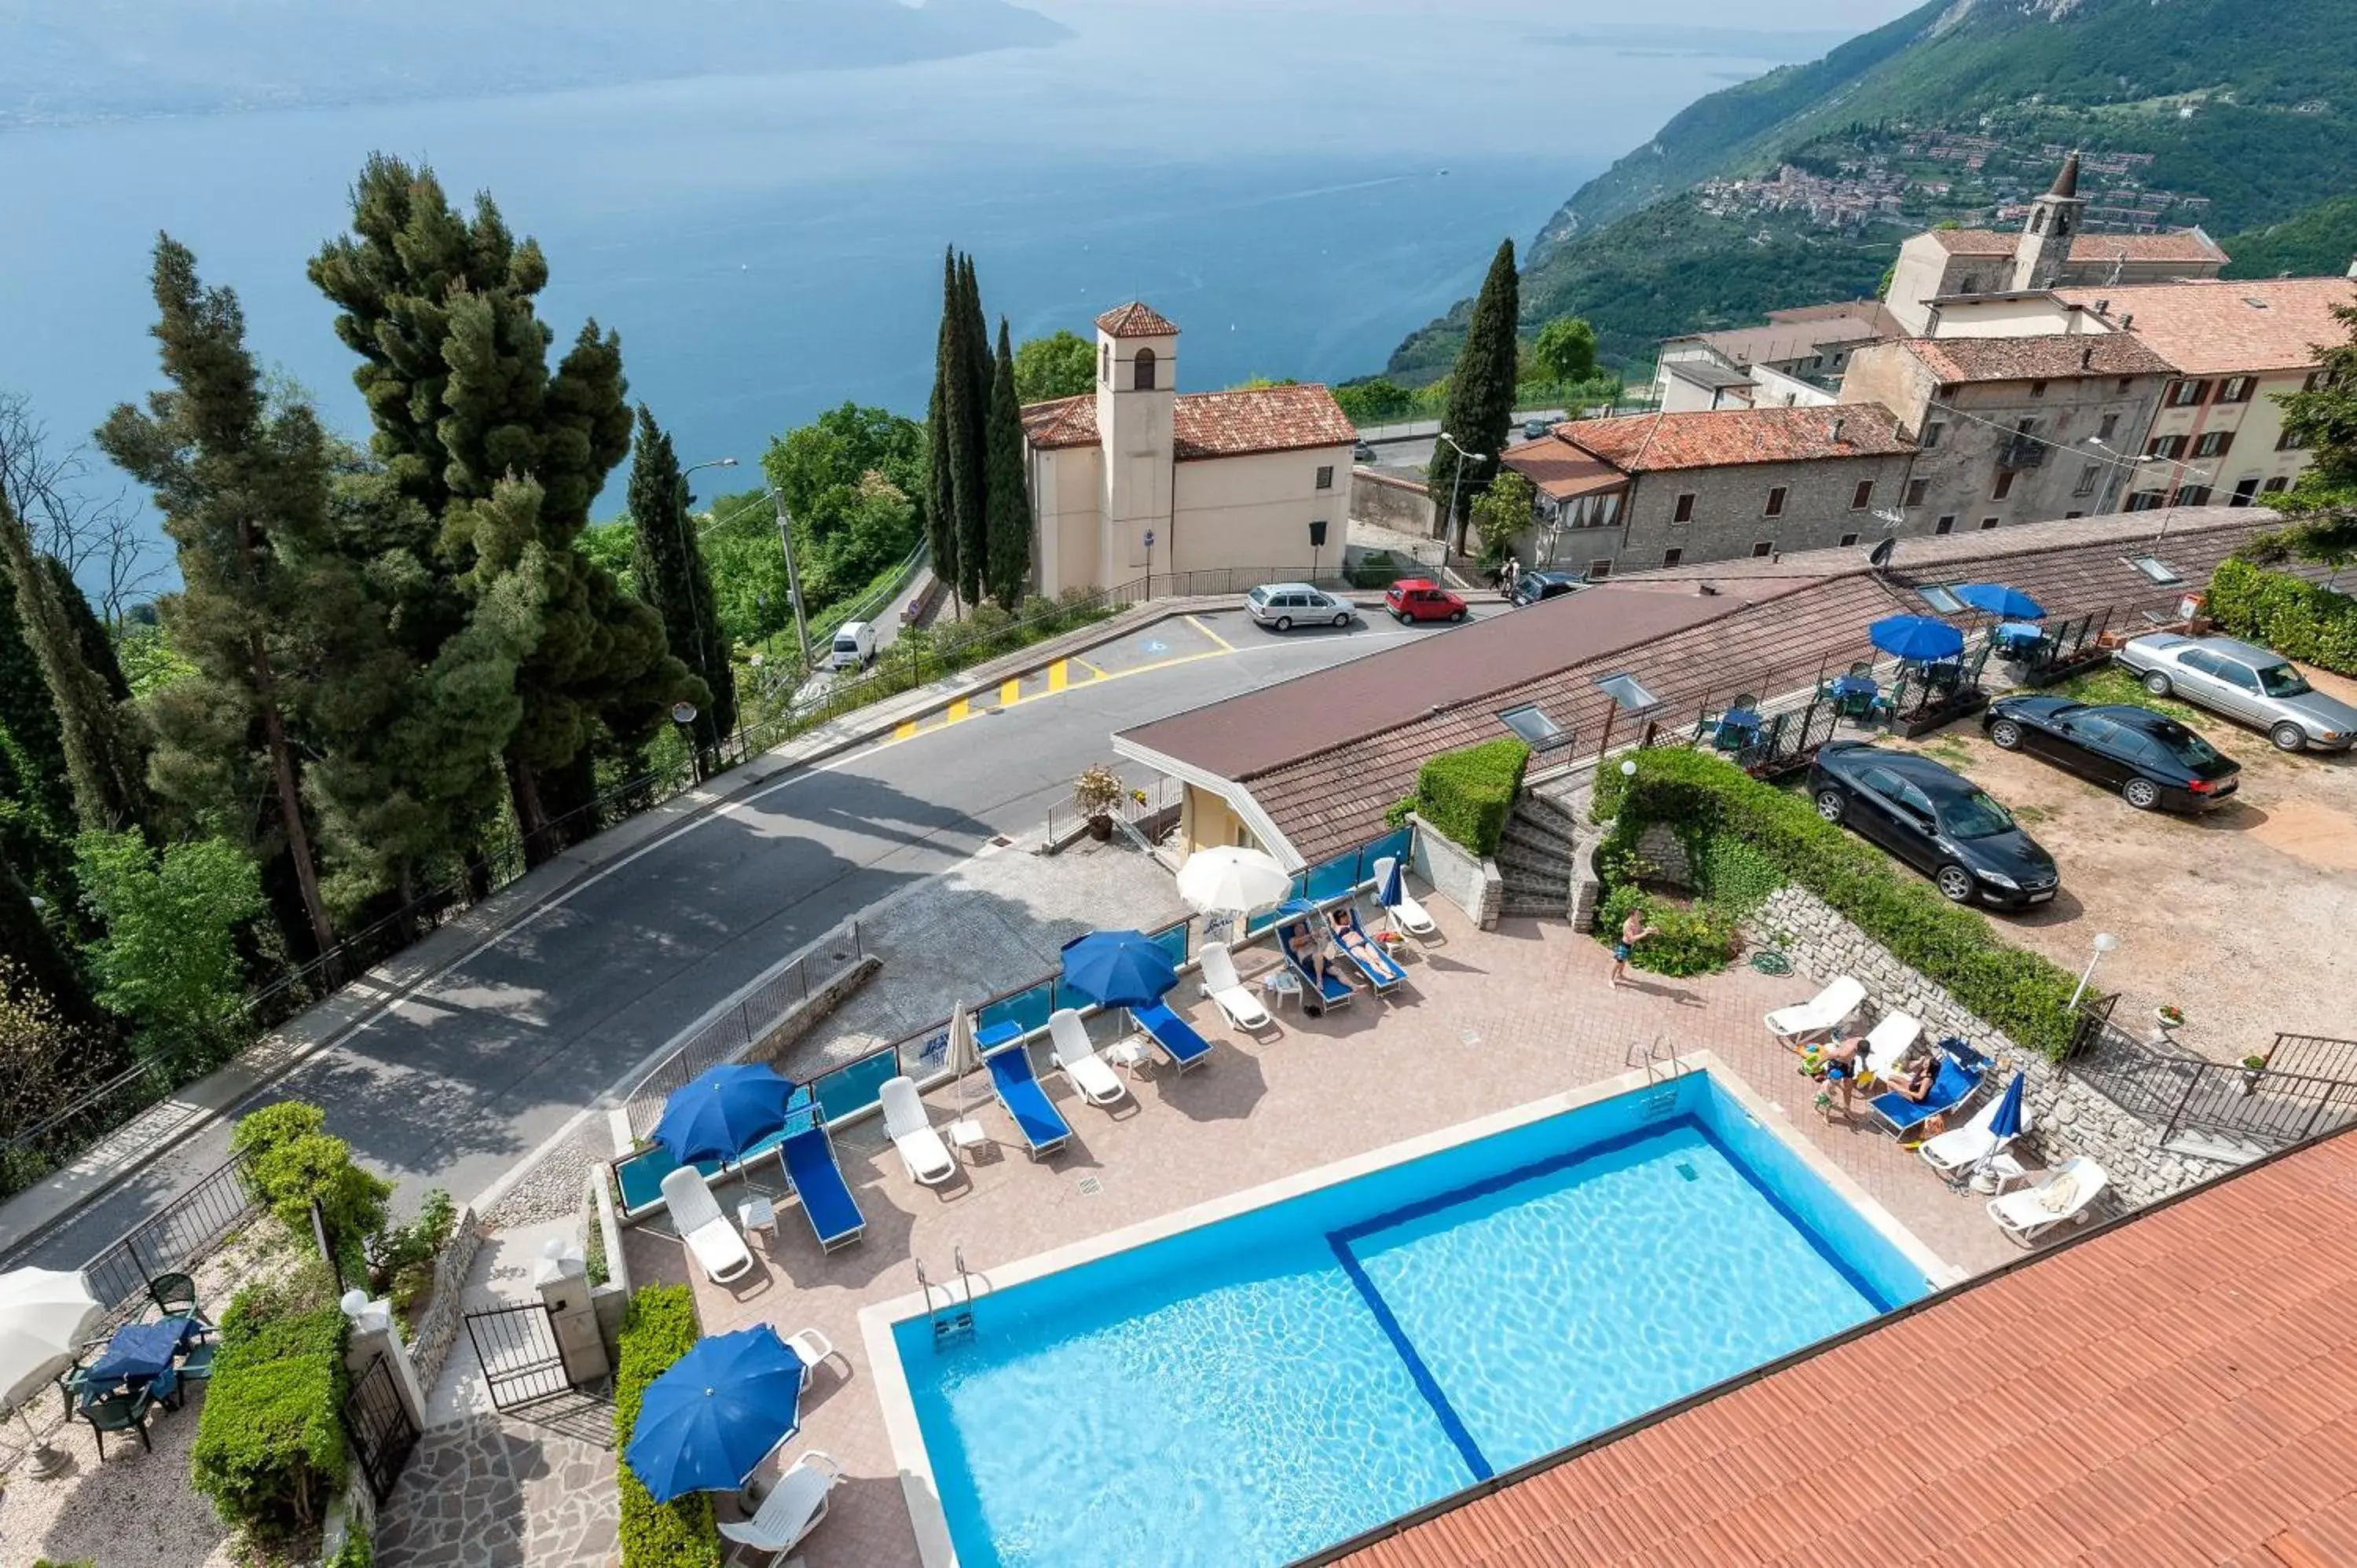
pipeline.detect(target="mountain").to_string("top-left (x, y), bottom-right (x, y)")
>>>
top-left (2222, 196), bottom-right (2357, 280)
top-left (0, 0), bottom-right (1069, 126)
top-left (1391, 0), bottom-right (2357, 380)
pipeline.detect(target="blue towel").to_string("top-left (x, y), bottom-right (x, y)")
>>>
top-left (986, 1047), bottom-right (1072, 1152)
top-left (1132, 1002), bottom-right (1213, 1068)
top-left (779, 1128), bottom-right (864, 1247)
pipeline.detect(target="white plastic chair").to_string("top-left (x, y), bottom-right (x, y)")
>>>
top-left (718, 1449), bottom-right (844, 1563)
top-left (1198, 942), bottom-right (1274, 1031)
top-left (1920, 1093), bottom-right (2029, 1182)
top-left (879, 1075), bottom-right (956, 1186)
top-left (658, 1166), bottom-right (753, 1284)
top-left (1765, 975), bottom-right (1866, 1046)
top-left (781, 1327), bottom-right (839, 1378)
top-left (1988, 1156), bottom-right (2108, 1245)
top-left (1373, 858), bottom-right (1438, 937)
top-left (1860, 1010), bottom-right (1924, 1079)
top-left (1048, 1009), bottom-right (1130, 1107)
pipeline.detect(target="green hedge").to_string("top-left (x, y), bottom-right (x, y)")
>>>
top-left (2207, 557), bottom-right (2357, 675)
top-left (615, 1285), bottom-right (723, 1568)
top-left (1601, 748), bottom-right (2080, 1059)
top-left (189, 1261), bottom-right (350, 1539)
top-left (1415, 738), bottom-right (1530, 856)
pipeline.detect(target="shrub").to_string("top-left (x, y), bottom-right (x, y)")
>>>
top-left (190, 1259), bottom-right (350, 1540)
top-left (1603, 749), bottom-right (2080, 1058)
top-left (1346, 551), bottom-right (1399, 589)
top-left (368, 1189), bottom-right (456, 1316)
top-left (2206, 557), bottom-right (2357, 675)
top-left (329, 1521), bottom-right (372, 1568)
top-left (1594, 886), bottom-right (1735, 976)
top-left (1414, 738), bottom-right (1530, 857)
top-left (615, 1285), bottom-right (722, 1568)
top-left (231, 1101), bottom-right (325, 1160)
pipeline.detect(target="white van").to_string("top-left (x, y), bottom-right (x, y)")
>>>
top-left (826, 621), bottom-right (878, 671)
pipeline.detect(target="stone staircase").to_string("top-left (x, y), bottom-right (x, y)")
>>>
top-left (1494, 790), bottom-right (1583, 921)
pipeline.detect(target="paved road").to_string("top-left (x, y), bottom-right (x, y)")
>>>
top-left (13, 606), bottom-right (1499, 1269)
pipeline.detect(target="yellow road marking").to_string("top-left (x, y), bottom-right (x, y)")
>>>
top-left (1069, 654), bottom-right (1105, 677)
top-left (893, 720), bottom-right (918, 741)
top-left (999, 679), bottom-right (1022, 708)
top-left (946, 698), bottom-right (970, 723)
top-left (1186, 614), bottom-right (1234, 652)
top-left (1047, 660), bottom-right (1069, 692)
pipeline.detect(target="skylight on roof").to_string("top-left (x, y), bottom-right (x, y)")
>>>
top-left (1499, 704), bottom-right (1569, 751)
top-left (2126, 555), bottom-right (2185, 586)
top-left (1917, 585), bottom-right (1965, 615)
top-left (1596, 673), bottom-right (1662, 713)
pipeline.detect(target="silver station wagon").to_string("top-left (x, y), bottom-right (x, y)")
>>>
top-left (2113, 634), bottom-right (2357, 753)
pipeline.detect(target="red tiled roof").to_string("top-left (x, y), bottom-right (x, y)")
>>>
top-left (1558, 405), bottom-right (1913, 474)
top-left (1023, 387), bottom-right (1356, 461)
top-left (1903, 332), bottom-right (2179, 384)
top-left (1018, 395), bottom-right (1098, 451)
top-left (1923, 228), bottom-right (2018, 257)
top-left (1919, 227), bottom-right (2227, 267)
top-left (1498, 436), bottom-right (1629, 500)
top-left (2057, 277), bottom-right (2357, 376)
top-left (1094, 301), bottom-right (1179, 338)
top-left (1338, 1123), bottom-right (2357, 1568)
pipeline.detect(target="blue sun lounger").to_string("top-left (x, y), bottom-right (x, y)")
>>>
top-left (1869, 1050), bottom-right (1986, 1138)
top-left (778, 1126), bottom-right (865, 1251)
top-left (986, 1045), bottom-right (1072, 1160)
top-left (1131, 1001), bottom-right (1215, 1073)
top-left (1328, 910), bottom-right (1408, 994)
top-left (1274, 918), bottom-right (1355, 1012)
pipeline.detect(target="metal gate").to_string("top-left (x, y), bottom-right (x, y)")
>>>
top-left (464, 1301), bottom-right (571, 1411)
top-left (343, 1352), bottom-right (420, 1503)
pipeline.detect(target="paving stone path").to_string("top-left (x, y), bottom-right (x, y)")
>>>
top-left (374, 1407), bottom-right (616, 1568)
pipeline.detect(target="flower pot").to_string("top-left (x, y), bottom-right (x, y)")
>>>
top-left (2154, 1009), bottom-right (2183, 1033)
top-left (1087, 815), bottom-right (1113, 841)
top-left (2238, 1070), bottom-right (2262, 1097)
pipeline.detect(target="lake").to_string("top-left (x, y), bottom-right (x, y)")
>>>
top-left (0, 1), bottom-right (1817, 568)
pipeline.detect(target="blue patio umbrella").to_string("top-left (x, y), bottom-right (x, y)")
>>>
top-left (1952, 583), bottom-right (2047, 621)
top-left (651, 1064), bottom-right (797, 1166)
top-left (1058, 929), bottom-right (1180, 1009)
top-left (1868, 614), bottom-right (1966, 663)
top-left (1376, 856), bottom-right (1404, 910)
top-left (1986, 1070), bottom-right (2028, 1142)
top-left (625, 1327), bottom-right (807, 1504)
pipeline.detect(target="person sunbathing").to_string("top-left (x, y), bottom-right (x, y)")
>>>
top-left (1285, 923), bottom-right (1340, 989)
top-left (1886, 1052), bottom-right (1940, 1104)
top-left (1329, 907), bottom-right (1387, 972)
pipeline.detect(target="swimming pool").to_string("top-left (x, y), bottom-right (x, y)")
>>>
top-left (869, 1061), bottom-right (1942, 1568)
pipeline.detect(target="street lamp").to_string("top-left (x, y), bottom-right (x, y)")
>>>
top-left (695, 483), bottom-right (813, 674)
top-left (2067, 930), bottom-right (2119, 1010)
top-left (670, 700), bottom-right (702, 782)
top-left (1435, 430), bottom-right (1486, 558)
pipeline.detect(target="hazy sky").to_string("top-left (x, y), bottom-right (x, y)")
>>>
top-left (1025, 0), bottom-right (1924, 26)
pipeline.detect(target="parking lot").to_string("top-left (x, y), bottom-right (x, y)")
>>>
top-left (1878, 660), bottom-right (2357, 1064)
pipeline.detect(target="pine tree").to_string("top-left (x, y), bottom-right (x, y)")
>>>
top-left (925, 250), bottom-right (962, 615)
top-left (0, 488), bottom-right (149, 834)
top-left (2275, 301), bottom-right (2357, 565)
top-left (96, 235), bottom-right (352, 959)
top-left (1428, 239), bottom-right (1521, 553)
top-left (956, 256), bottom-right (992, 609)
top-left (984, 320), bottom-right (1034, 610)
top-left (310, 155), bottom-right (695, 859)
top-left (626, 407), bottom-right (727, 754)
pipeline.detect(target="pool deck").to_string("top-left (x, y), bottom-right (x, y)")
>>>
top-left (622, 895), bottom-right (2030, 1568)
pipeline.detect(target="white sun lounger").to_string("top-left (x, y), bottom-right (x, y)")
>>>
top-left (1049, 1008), bottom-right (1131, 1108)
top-left (1765, 974), bottom-right (1867, 1046)
top-left (1373, 857), bottom-right (1437, 938)
top-left (880, 1075), bottom-right (956, 1187)
top-left (717, 1450), bottom-right (844, 1561)
top-left (1199, 942), bottom-right (1274, 1031)
top-left (658, 1166), bottom-right (753, 1284)
top-left (1987, 1156), bottom-right (2108, 1244)
top-left (1920, 1092), bottom-right (2029, 1183)
top-left (1860, 1010), bottom-right (1923, 1079)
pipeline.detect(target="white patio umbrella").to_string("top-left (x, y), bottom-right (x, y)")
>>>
top-left (1176, 847), bottom-right (1291, 918)
top-left (946, 999), bottom-right (979, 1113)
top-left (0, 1266), bottom-right (104, 1476)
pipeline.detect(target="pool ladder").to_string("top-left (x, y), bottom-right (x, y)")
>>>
top-left (1626, 1035), bottom-right (1689, 1116)
top-left (917, 1246), bottom-right (977, 1347)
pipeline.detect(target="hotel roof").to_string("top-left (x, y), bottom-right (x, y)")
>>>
top-left (2057, 277), bottom-right (2357, 376)
top-left (1335, 1123), bottom-right (2357, 1568)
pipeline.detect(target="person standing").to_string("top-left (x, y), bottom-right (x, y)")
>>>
top-left (1610, 903), bottom-right (1659, 986)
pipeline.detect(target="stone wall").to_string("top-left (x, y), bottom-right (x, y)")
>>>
top-left (743, 953), bottom-right (882, 1067)
top-left (1751, 885), bottom-right (2234, 1209)
top-left (1633, 821), bottom-right (1693, 886)
top-left (1409, 814), bottom-right (1501, 929)
top-left (1352, 469), bottom-right (1435, 537)
top-left (409, 1207), bottom-right (486, 1398)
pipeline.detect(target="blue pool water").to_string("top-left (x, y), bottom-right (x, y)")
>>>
top-left (893, 1073), bottom-right (1931, 1567)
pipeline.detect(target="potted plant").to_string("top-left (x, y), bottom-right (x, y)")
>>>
top-left (2155, 1004), bottom-right (2185, 1032)
top-left (1073, 764), bottom-right (1125, 841)
top-left (2239, 1053), bottom-right (2269, 1095)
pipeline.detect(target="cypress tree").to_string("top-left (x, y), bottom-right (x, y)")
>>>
top-left (943, 258), bottom-right (987, 612)
top-left (1428, 238), bottom-right (1521, 554)
top-left (44, 558), bottom-right (130, 702)
top-left (924, 250), bottom-right (961, 614)
top-left (310, 155), bottom-right (695, 859)
top-left (625, 407), bottom-right (726, 754)
top-left (0, 842), bottom-right (97, 1026)
top-left (959, 257), bottom-right (992, 609)
top-left (983, 320), bottom-right (1034, 610)
top-left (0, 549), bottom-right (75, 895)
top-left (95, 234), bottom-right (353, 959)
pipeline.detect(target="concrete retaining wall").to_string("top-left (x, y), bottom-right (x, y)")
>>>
top-left (1353, 470), bottom-right (1435, 537)
top-left (743, 954), bottom-right (882, 1067)
top-left (1410, 814), bottom-right (1501, 929)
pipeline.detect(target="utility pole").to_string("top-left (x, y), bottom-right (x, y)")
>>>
top-left (771, 489), bottom-right (812, 671)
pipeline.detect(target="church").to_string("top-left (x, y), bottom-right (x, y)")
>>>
top-left (1019, 303), bottom-right (1358, 597)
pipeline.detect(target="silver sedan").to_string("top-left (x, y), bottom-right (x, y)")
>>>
top-left (2113, 634), bottom-right (2357, 753)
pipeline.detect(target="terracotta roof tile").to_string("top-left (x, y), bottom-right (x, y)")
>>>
top-left (1557, 405), bottom-right (1914, 474)
top-left (1094, 300), bottom-right (1179, 338)
top-left (1498, 435), bottom-right (1630, 500)
top-left (1921, 228), bottom-right (2226, 266)
top-left (1020, 386), bottom-right (1357, 461)
top-left (2055, 277), bottom-right (2357, 376)
top-left (1335, 1126), bottom-right (2357, 1568)
top-left (1903, 332), bottom-right (2179, 383)
top-left (1923, 228), bottom-right (2018, 257)
top-left (1018, 394), bottom-right (1098, 450)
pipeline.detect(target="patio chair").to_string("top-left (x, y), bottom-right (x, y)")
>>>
top-left (658, 1166), bottom-right (756, 1284)
top-left (146, 1271), bottom-right (212, 1329)
top-left (82, 1386), bottom-right (157, 1458)
top-left (719, 1450), bottom-right (845, 1563)
top-left (984, 1045), bottom-right (1072, 1160)
top-left (878, 1075), bottom-right (957, 1187)
top-left (1131, 1000), bottom-right (1215, 1073)
top-left (1371, 858), bottom-right (1438, 938)
top-left (1328, 907), bottom-right (1408, 994)
top-left (1987, 1157), bottom-right (2109, 1245)
top-left (1275, 917), bottom-right (1356, 1013)
top-left (1859, 1010), bottom-right (1923, 1081)
top-left (781, 1328), bottom-right (842, 1379)
top-left (1921, 1092), bottom-right (2030, 1184)
top-left (1868, 1049), bottom-right (1987, 1138)
top-left (1198, 942), bottom-right (1274, 1031)
top-left (1765, 975), bottom-right (1866, 1048)
top-left (1048, 1008), bottom-right (1132, 1108)
top-left (779, 1127), bottom-right (867, 1252)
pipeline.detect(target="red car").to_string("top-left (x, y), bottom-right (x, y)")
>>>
top-left (1384, 579), bottom-right (1468, 624)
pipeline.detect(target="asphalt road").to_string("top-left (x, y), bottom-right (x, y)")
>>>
top-left (13, 605), bottom-right (1499, 1269)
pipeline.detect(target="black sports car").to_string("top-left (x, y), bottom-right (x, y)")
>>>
top-left (1981, 698), bottom-right (2240, 812)
top-left (1807, 742), bottom-right (2060, 908)
top-left (1508, 570), bottom-right (1586, 607)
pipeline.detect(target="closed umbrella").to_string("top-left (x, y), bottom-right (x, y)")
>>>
top-left (1952, 583), bottom-right (2045, 621)
top-left (651, 1064), bottom-right (798, 1166)
top-left (1376, 856), bottom-right (1405, 911)
top-left (1175, 847), bottom-right (1291, 918)
top-left (0, 1266), bottom-right (103, 1475)
top-left (1058, 929), bottom-right (1180, 1009)
top-left (947, 998), bottom-right (981, 1114)
top-left (1868, 614), bottom-right (1966, 663)
top-left (1985, 1071), bottom-right (2028, 1143)
top-left (624, 1326), bottom-right (808, 1503)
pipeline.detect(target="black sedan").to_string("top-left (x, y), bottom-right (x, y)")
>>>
top-left (1982, 698), bottom-right (2239, 811)
top-left (1807, 742), bottom-right (2061, 908)
top-left (1508, 570), bottom-right (1586, 607)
